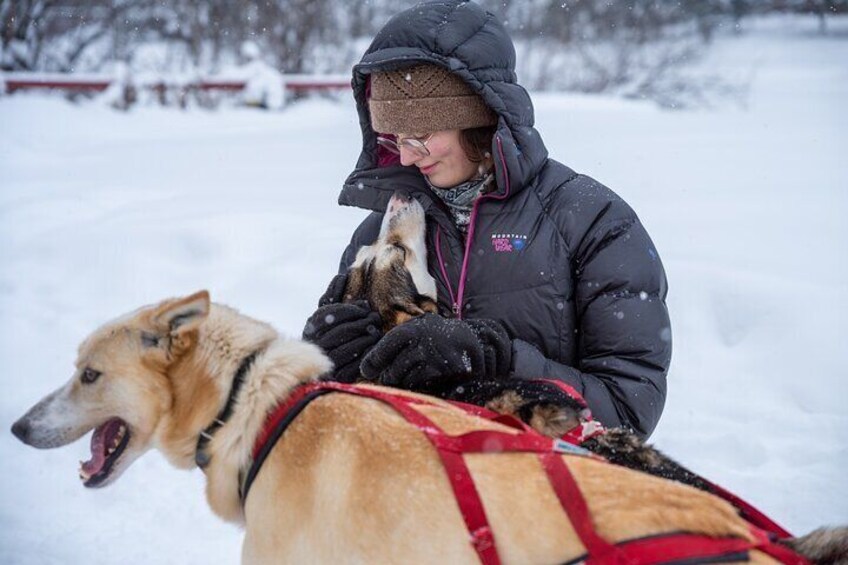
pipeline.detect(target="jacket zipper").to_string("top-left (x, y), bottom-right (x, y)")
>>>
top-left (434, 227), bottom-right (459, 315)
top-left (436, 136), bottom-right (512, 320)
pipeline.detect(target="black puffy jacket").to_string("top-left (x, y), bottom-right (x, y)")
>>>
top-left (336, 0), bottom-right (671, 438)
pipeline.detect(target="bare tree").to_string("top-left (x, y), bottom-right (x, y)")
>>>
top-left (3, 0), bottom-right (843, 108)
top-left (1, 0), bottom-right (56, 70)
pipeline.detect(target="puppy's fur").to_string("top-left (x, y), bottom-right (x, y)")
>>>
top-left (344, 192), bottom-right (439, 330)
top-left (12, 290), bottom-right (815, 563)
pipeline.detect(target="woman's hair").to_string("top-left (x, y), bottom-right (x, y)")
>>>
top-left (459, 126), bottom-right (496, 163)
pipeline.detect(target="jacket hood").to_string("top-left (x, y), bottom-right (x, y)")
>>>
top-left (340, 0), bottom-right (549, 214)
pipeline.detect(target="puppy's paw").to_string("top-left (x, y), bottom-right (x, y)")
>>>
top-left (483, 389), bottom-right (584, 438)
top-left (526, 403), bottom-right (583, 438)
top-left (445, 379), bottom-right (590, 438)
top-left (482, 389), bottom-right (524, 418)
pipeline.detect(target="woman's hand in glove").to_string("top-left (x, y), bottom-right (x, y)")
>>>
top-left (302, 274), bottom-right (382, 383)
top-left (359, 313), bottom-right (512, 392)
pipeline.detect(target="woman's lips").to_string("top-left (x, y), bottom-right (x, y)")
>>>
top-left (419, 163), bottom-right (437, 175)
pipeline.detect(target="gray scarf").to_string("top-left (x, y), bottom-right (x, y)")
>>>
top-left (427, 171), bottom-right (495, 233)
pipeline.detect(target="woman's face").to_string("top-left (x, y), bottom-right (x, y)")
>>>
top-left (397, 129), bottom-right (480, 188)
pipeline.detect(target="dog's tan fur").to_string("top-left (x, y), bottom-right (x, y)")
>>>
top-left (13, 290), bottom-right (800, 563)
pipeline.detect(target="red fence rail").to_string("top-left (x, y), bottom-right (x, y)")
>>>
top-left (1, 72), bottom-right (350, 94)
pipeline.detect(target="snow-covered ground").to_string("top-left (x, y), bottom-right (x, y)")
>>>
top-left (1, 16), bottom-right (846, 564)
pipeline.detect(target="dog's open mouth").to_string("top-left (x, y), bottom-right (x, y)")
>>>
top-left (78, 418), bottom-right (130, 488)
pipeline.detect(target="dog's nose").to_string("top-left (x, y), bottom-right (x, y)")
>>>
top-left (11, 419), bottom-right (30, 442)
top-left (391, 191), bottom-right (412, 204)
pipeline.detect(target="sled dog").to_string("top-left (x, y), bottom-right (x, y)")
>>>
top-left (8, 286), bottom-right (842, 563)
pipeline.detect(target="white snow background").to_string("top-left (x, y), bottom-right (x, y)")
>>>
top-left (1, 17), bottom-right (846, 564)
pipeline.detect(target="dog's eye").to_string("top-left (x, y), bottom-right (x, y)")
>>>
top-left (393, 243), bottom-right (407, 258)
top-left (80, 368), bottom-right (102, 385)
top-left (141, 332), bottom-right (160, 348)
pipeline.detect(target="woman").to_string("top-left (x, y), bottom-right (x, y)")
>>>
top-left (303, 0), bottom-right (671, 439)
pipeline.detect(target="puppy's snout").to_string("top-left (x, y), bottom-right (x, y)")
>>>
top-left (392, 191), bottom-right (412, 204)
top-left (11, 418), bottom-right (31, 443)
top-left (387, 192), bottom-right (412, 214)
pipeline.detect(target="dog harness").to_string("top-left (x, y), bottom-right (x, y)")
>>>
top-left (242, 381), bottom-right (809, 565)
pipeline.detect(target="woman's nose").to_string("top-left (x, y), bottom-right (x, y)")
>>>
top-left (399, 145), bottom-right (421, 167)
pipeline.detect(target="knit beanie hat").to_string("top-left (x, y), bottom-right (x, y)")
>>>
top-left (369, 64), bottom-right (497, 134)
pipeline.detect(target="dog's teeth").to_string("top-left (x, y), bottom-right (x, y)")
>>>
top-left (107, 446), bottom-right (115, 454)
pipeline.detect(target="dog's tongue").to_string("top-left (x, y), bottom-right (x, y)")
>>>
top-left (81, 419), bottom-right (120, 476)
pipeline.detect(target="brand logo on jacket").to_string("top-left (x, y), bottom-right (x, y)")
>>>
top-left (491, 233), bottom-right (528, 253)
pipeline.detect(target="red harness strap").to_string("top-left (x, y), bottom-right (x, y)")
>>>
top-left (704, 480), bottom-right (793, 540)
top-left (250, 382), bottom-right (506, 564)
top-left (539, 451), bottom-right (630, 563)
top-left (589, 529), bottom-right (809, 565)
top-left (249, 381), bottom-right (808, 565)
top-left (532, 378), bottom-right (796, 542)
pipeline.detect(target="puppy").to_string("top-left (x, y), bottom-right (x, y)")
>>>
top-left (343, 191), bottom-right (439, 330)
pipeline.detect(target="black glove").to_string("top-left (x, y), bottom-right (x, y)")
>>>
top-left (465, 318), bottom-right (513, 382)
top-left (302, 274), bottom-right (382, 383)
top-left (317, 273), bottom-right (349, 306)
top-left (360, 313), bottom-right (512, 392)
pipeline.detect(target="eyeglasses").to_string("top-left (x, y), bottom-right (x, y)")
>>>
top-left (376, 133), bottom-right (435, 158)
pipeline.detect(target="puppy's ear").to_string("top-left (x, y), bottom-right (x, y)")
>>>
top-left (153, 290), bottom-right (210, 336)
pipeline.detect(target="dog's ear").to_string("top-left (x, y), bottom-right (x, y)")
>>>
top-left (153, 290), bottom-right (210, 336)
